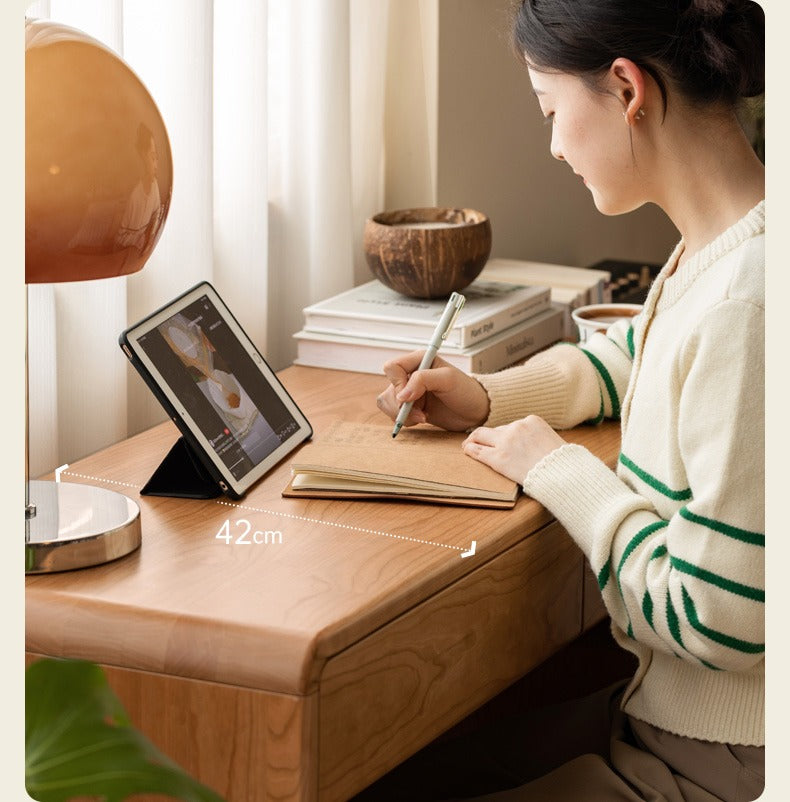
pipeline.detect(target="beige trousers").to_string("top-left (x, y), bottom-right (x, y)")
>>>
top-left (472, 693), bottom-right (764, 802)
top-left (352, 682), bottom-right (764, 802)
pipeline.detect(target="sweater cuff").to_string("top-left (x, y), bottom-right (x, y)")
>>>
top-left (474, 349), bottom-right (580, 428)
top-left (523, 443), bottom-right (648, 558)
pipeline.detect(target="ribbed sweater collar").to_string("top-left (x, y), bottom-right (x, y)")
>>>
top-left (651, 200), bottom-right (765, 312)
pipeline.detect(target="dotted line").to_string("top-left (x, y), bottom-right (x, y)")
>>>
top-left (216, 499), bottom-right (464, 551)
top-left (55, 470), bottom-right (465, 553)
top-left (59, 471), bottom-right (141, 490)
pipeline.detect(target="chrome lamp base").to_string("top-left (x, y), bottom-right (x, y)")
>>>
top-left (25, 480), bottom-right (142, 574)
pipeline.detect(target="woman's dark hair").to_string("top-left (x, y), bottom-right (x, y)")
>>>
top-left (513, 0), bottom-right (764, 111)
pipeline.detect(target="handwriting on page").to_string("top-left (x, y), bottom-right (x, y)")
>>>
top-left (321, 421), bottom-right (461, 452)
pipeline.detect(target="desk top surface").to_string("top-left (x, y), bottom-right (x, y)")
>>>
top-left (26, 366), bottom-right (620, 695)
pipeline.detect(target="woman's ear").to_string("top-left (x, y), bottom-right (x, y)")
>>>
top-left (609, 57), bottom-right (646, 125)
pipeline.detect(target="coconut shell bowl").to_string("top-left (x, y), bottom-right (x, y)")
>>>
top-left (363, 207), bottom-right (492, 299)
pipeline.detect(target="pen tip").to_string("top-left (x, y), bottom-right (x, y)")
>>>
top-left (392, 424), bottom-right (401, 438)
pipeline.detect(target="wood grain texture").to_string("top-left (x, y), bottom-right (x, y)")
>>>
top-left (27, 367), bottom-right (620, 696)
top-left (317, 521), bottom-right (583, 801)
top-left (26, 653), bottom-right (318, 802)
top-left (26, 366), bottom-right (621, 801)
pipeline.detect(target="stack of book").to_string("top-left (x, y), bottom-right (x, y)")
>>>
top-left (293, 278), bottom-right (564, 375)
top-left (480, 257), bottom-right (613, 341)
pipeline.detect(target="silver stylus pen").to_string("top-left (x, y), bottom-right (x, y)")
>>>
top-left (391, 291), bottom-right (466, 438)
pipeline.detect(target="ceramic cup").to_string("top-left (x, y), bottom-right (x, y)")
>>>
top-left (571, 303), bottom-right (643, 342)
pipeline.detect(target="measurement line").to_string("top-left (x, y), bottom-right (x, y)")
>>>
top-left (215, 499), bottom-right (465, 552)
top-left (57, 470), bottom-right (141, 490)
top-left (56, 470), bottom-right (469, 554)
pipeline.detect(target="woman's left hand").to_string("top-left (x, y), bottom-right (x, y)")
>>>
top-left (462, 415), bottom-right (567, 485)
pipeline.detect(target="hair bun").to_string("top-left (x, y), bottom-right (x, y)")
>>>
top-left (678, 0), bottom-right (764, 101)
top-left (513, 0), bottom-right (763, 109)
top-left (685, 0), bottom-right (728, 21)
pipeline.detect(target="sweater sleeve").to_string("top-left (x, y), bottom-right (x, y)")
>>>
top-left (474, 318), bottom-right (636, 429)
top-left (523, 300), bottom-right (765, 672)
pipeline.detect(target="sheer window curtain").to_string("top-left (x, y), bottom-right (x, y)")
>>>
top-left (26, 0), bottom-right (438, 478)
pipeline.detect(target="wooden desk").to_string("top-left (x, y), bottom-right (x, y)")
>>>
top-left (26, 366), bottom-right (617, 801)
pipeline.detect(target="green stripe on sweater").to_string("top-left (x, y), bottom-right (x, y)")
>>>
top-left (643, 590), bottom-right (718, 668)
top-left (618, 453), bottom-right (692, 501)
top-left (670, 556), bottom-right (764, 602)
top-left (581, 348), bottom-right (621, 419)
top-left (626, 325), bottom-right (635, 358)
top-left (584, 389), bottom-right (605, 426)
top-left (616, 521), bottom-right (667, 641)
top-left (597, 562), bottom-right (611, 591)
top-left (607, 326), bottom-right (632, 360)
top-left (681, 586), bottom-right (765, 655)
top-left (557, 340), bottom-right (604, 425)
top-left (617, 521), bottom-right (668, 588)
top-left (666, 592), bottom-right (684, 651)
top-left (679, 507), bottom-right (765, 547)
top-left (642, 590), bottom-right (654, 629)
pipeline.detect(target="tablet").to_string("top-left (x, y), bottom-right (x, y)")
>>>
top-left (119, 281), bottom-right (312, 499)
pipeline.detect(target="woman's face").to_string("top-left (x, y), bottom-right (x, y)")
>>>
top-left (528, 66), bottom-right (646, 216)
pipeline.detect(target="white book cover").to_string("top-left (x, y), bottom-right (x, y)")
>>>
top-left (482, 257), bottom-right (612, 304)
top-left (302, 278), bottom-right (550, 348)
top-left (294, 306), bottom-right (564, 376)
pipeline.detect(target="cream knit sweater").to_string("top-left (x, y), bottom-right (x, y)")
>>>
top-left (476, 201), bottom-right (765, 746)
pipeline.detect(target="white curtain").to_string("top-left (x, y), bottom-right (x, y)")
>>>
top-left (26, 0), bottom-right (438, 477)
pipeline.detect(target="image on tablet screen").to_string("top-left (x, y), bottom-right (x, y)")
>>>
top-left (135, 294), bottom-right (300, 481)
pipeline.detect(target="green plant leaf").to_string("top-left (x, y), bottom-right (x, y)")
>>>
top-left (26, 658), bottom-right (225, 802)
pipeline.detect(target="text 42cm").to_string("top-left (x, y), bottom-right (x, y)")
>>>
top-left (215, 519), bottom-right (283, 545)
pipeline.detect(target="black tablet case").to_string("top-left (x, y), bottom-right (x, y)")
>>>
top-left (141, 435), bottom-right (223, 499)
top-left (122, 280), bottom-right (310, 501)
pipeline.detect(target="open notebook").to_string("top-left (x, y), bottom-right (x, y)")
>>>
top-left (282, 421), bottom-right (519, 509)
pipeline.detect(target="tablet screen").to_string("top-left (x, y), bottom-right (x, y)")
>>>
top-left (121, 282), bottom-right (312, 497)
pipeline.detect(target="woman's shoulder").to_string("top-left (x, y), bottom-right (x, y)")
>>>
top-left (725, 232), bottom-right (763, 309)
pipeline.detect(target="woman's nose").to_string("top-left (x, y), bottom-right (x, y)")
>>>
top-left (550, 130), bottom-right (564, 161)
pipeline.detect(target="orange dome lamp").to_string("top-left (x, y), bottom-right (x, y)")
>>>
top-left (25, 18), bottom-right (173, 573)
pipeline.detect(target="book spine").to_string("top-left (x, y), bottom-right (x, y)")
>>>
top-left (594, 277), bottom-right (605, 304)
top-left (294, 310), bottom-right (564, 376)
top-left (302, 314), bottom-right (438, 344)
top-left (483, 261), bottom-right (612, 304)
top-left (304, 288), bottom-right (550, 349)
top-left (558, 304), bottom-right (576, 342)
top-left (454, 309), bottom-right (564, 373)
top-left (456, 289), bottom-right (550, 347)
top-left (295, 338), bottom-right (418, 375)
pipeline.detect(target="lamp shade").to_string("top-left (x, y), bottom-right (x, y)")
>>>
top-left (25, 18), bottom-right (173, 283)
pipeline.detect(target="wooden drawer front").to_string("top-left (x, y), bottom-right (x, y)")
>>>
top-left (26, 655), bottom-right (319, 802)
top-left (317, 521), bottom-right (583, 801)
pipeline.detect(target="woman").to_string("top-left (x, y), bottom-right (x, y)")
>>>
top-left (374, 1), bottom-right (765, 799)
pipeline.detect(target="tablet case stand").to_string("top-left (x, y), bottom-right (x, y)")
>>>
top-left (141, 436), bottom-right (223, 499)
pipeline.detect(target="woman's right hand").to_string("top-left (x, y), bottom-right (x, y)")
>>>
top-left (376, 351), bottom-right (490, 432)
